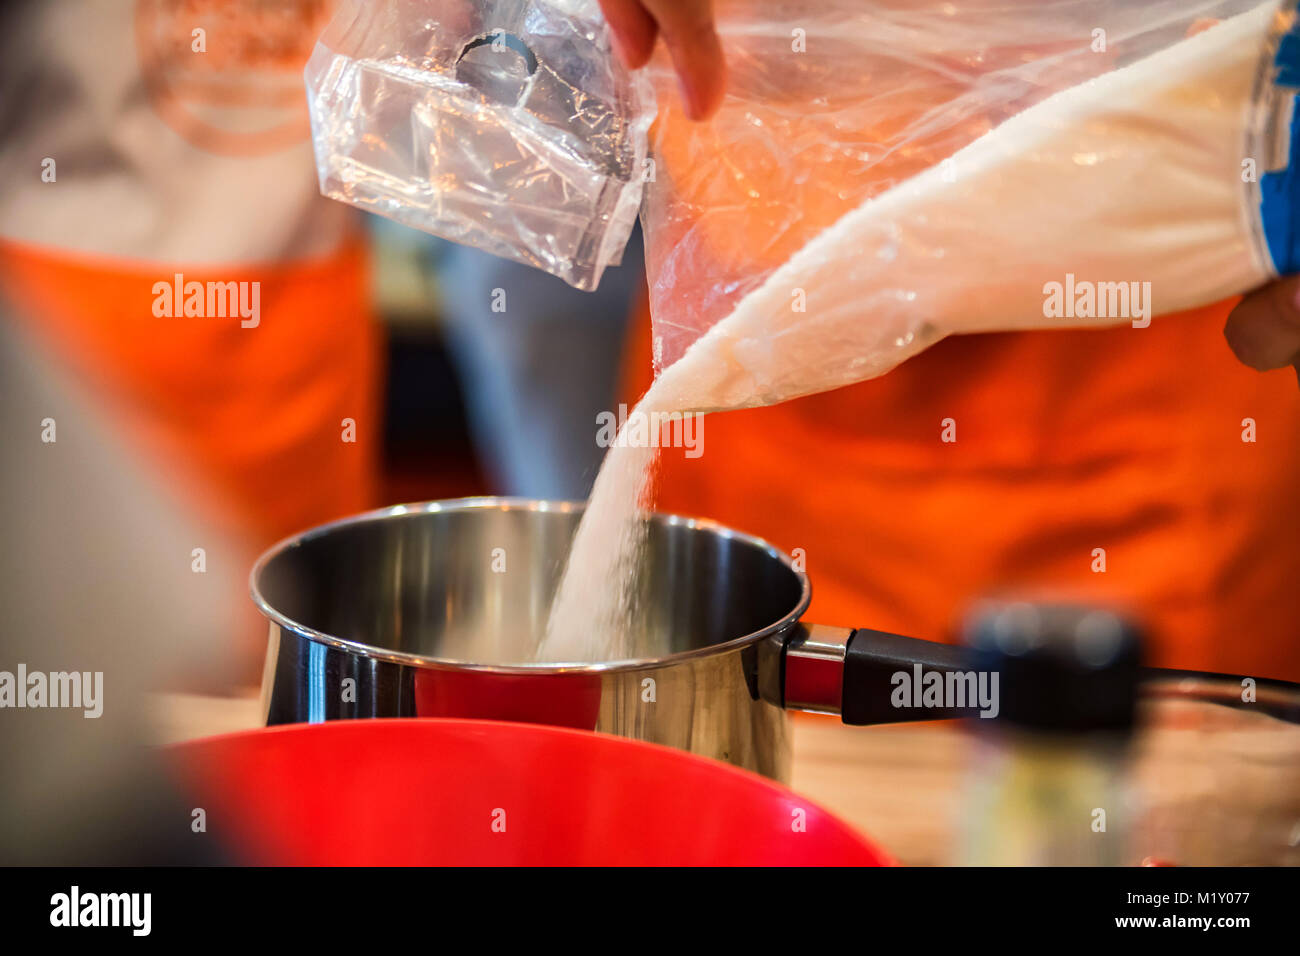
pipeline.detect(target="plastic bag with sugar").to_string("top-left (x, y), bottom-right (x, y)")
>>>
top-left (640, 0), bottom-right (1300, 412)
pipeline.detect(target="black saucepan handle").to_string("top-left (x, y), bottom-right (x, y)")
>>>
top-left (840, 627), bottom-right (988, 724)
top-left (777, 624), bottom-right (1300, 726)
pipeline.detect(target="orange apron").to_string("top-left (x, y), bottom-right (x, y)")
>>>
top-left (0, 238), bottom-right (381, 548)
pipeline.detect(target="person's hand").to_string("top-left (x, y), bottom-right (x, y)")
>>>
top-left (598, 0), bottom-right (725, 120)
top-left (1224, 277), bottom-right (1300, 387)
top-left (1198, 13), bottom-right (1300, 386)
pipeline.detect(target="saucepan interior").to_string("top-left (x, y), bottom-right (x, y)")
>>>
top-left (251, 497), bottom-right (811, 671)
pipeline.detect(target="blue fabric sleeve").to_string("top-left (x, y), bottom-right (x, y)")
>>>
top-left (1261, 23), bottom-right (1300, 274)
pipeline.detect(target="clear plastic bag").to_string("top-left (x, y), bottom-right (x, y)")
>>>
top-left (305, 0), bottom-right (655, 291)
top-left (640, 0), bottom-right (1299, 412)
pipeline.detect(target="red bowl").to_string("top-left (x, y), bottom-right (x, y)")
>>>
top-left (171, 718), bottom-right (891, 866)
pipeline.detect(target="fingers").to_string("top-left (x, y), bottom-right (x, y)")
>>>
top-left (1224, 276), bottom-right (1300, 382)
top-left (640, 0), bottom-right (725, 120)
top-left (600, 0), bottom-right (726, 121)
top-left (598, 0), bottom-right (659, 69)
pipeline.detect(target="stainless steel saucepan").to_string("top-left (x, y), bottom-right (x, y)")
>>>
top-left (253, 498), bottom-right (1298, 782)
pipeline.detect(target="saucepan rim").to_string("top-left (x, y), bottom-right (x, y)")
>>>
top-left (250, 496), bottom-right (812, 674)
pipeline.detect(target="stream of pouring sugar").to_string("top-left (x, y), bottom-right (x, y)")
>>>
top-left (538, 392), bottom-right (665, 663)
top-left (539, 334), bottom-right (726, 662)
top-left (539, 337), bottom-right (720, 662)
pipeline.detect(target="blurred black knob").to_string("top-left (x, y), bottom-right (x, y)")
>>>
top-left (965, 602), bottom-right (1143, 735)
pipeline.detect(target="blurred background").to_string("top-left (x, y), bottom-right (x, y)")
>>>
top-left (371, 219), bottom-right (644, 507)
